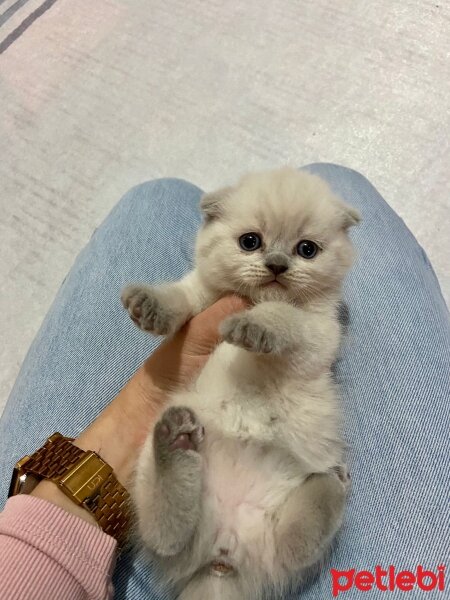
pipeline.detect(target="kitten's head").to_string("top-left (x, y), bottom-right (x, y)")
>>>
top-left (196, 168), bottom-right (360, 304)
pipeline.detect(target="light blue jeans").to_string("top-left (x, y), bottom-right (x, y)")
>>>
top-left (1, 164), bottom-right (448, 599)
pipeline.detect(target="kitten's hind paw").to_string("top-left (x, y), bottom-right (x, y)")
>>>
top-left (121, 285), bottom-right (174, 335)
top-left (220, 312), bottom-right (287, 354)
top-left (154, 406), bottom-right (204, 464)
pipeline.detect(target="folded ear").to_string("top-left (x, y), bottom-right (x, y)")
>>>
top-left (200, 186), bottom-right (233, 222)
top-left (340, 202), bottom-right (361, 228)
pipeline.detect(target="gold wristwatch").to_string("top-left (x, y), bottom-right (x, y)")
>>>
top-left (9, 433), bottom-right (131, 548)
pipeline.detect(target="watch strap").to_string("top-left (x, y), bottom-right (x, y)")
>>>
top-left (23, 435), bottom-right (85, 480)
top-left (87, 471), bottom-right (131, 544)
top-left (11, 433), bottom-right (131, 547)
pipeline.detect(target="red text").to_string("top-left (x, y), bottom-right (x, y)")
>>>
top-left (331, 565), bottom-right (445, 596)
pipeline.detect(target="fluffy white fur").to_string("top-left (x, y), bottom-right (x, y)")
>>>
top-left (122, 167), bottom-right (360, 599)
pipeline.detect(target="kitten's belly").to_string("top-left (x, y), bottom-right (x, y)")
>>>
top-left (167, 342), bottom-right (341, 572)
top-left (198, 433), bottom-right (302, 573)
top-left (171, 341), bottom-right (342, 472)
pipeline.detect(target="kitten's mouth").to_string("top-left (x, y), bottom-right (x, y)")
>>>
top-left (262, 279), bottom-right (285, 289)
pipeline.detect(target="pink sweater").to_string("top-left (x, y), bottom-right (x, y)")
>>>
top-left (0, 495), bottom-right (117, 599)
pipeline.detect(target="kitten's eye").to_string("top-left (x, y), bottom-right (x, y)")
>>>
top-left (239, 233), bottom-right (262, 251)
top-left (297, 240), bottom-right (318, 259)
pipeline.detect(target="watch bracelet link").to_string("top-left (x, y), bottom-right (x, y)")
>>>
top-left (13, 434), bottom-right (131, 548)
top-left (23, 435), bottom-right (85, 479)
top-left (86, 471), bottom-right (131, 546)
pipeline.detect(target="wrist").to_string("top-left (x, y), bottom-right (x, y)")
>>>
top-left (74, 364), bottom-right (166, 485)
top-left (23, 366), bottom-right (166, 533)
top-left (30, 431), bottom-right (133, 542)
top-left (31, 480), bottom-right (99, 527)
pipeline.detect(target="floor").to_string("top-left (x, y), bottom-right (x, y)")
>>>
top-left (0, 0), bottom-right (449, 416)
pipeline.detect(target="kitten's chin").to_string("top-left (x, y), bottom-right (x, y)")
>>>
top-left (250, 283), bottom-right (291, 303)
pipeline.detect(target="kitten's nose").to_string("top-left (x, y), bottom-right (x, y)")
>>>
top-left (265, 256), bottom-right (288, 275)
top-left (267, 263), bottom-right (288, 275)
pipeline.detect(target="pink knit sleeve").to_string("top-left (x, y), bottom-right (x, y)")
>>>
top-left (0, 494), bottom-right (117, 600)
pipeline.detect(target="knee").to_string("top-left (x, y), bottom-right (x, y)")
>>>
top-left (117, 178), bottom-right (203, 220)
top-left (301, 163), bottom-right (380, 199)
top-left (301, 162), bottom-right (397, 221)
top-left (303, 162), bottom-right (369, 185)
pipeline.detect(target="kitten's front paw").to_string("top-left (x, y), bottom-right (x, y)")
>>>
top-left (154, 407), bottom-right (205, 464)
top-left (121, 285), bottom-right (174, 335)
top-left (220, 312), bottom-right (286, 354)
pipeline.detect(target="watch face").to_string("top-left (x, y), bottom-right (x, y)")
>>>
top-left (9, 468), bottom-right (39, 497)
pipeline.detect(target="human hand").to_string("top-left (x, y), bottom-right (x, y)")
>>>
top-left (75, 294), bottom-right (248, 483)
top-left (32, 295), bottom-right (247, 524)
top-left (143, 294), bottom-right (249, 393)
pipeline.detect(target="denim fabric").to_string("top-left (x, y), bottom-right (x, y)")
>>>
top-left (0, 164), bottom-right (448, 599)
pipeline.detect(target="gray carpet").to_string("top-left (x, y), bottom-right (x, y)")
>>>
top-left (0, 0), bottom-right (449, 415)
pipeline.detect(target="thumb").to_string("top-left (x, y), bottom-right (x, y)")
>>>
top-left (182, 295), bottom-right (249, 351)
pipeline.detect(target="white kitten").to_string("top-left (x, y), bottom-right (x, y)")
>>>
top-left (122, 167), bottom-right (360, 599)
